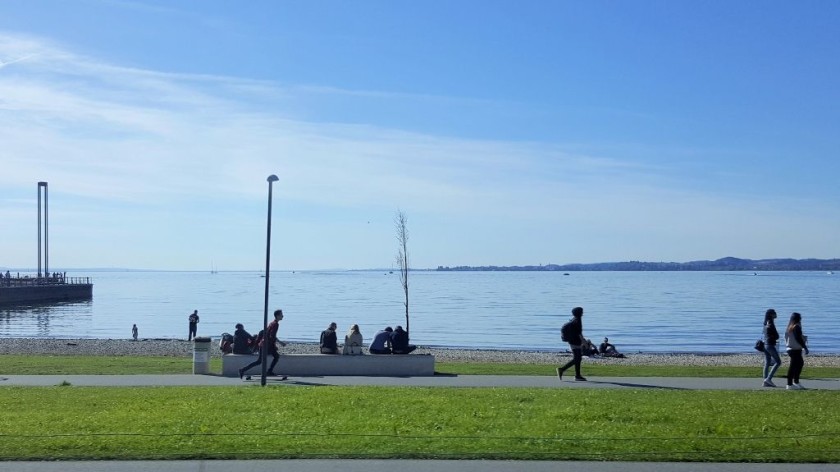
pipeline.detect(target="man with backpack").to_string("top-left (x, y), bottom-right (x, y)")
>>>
top-left (557, 306), bottom-right (587, 381)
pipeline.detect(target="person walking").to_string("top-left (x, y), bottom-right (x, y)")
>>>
top-left (761, 309), bottom-right (782, 387)
top-left (557, 306), bottom-right (587, 381)
top-left (187, 310), bottom-right (199, 341)
top-left (131, 324), bottom-right (138, 341)
top-left (239, 309), bottom-right (287, 380)
top-left (784, 312), bottom-right (809, 390)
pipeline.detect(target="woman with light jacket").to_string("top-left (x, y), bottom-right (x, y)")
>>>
top-left (343, 324), bottom-right (364, 355)
top-left (761, 309), bottom-right (782, 387)
top-left (784, 312), bottom-right (809, 390)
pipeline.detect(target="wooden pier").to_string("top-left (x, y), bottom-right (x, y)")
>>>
top-left (0, 275), bottom-right (93, 306)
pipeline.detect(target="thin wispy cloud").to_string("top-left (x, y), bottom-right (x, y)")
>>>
top-left (1, 31), bottom-right (837, 269)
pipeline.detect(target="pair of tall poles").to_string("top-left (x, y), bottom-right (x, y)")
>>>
top-left (33, 178), bottom-right (279, 385)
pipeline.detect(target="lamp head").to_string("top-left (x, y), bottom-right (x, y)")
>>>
top-left (267, 174), bottom-right (279, 183)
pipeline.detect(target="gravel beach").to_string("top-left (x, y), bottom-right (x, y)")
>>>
top-left (2, 338), bottom-right (840, 367)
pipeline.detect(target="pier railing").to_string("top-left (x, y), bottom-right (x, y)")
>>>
top-left (0, 276), bottom-right (93, 287)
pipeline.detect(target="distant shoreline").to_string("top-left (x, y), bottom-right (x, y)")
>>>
top-left (3, 257), bottom-right (840, 273)
top-left (436, 257), bottom-right (840, 272)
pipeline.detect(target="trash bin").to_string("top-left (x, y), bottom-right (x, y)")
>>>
top-left (193, 336), bottom-right (212, 374)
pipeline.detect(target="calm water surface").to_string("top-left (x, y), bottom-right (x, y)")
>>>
top-left (1, 270), bottom-right (838, 353)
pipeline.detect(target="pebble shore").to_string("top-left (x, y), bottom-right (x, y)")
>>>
top-left (2, 338), bottom-right (839, 367)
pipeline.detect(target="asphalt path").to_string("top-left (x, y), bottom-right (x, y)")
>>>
top-left (1, 374), bottom-right (839, 390)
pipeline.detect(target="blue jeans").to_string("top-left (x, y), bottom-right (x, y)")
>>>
top-left (763, 344), bottom-right (781, 381)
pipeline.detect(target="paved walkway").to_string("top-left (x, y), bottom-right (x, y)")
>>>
top-left (1, 374), bottom-right (838, 390)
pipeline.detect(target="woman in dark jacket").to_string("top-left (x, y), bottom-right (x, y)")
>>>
top-left (762, 309), bottom-right (782, 387)
top-left (784, 312), bottom-right (809, 390)
top-left (320, 322), bottom-right (339, 354)
top-left (232, 323), bottom-right (255, 355)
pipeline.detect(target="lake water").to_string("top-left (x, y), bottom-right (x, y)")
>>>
top-left (1, 270), bottom-right (838, 353)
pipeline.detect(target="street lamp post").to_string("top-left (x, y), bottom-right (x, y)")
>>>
top-left (261, 174), bottom-right (279, 386)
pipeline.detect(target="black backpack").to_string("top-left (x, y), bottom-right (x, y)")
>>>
top-left (560, 319), bottom-right (575, 342)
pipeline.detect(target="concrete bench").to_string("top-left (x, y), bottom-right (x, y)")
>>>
top-left (221, 353), bottom-right (436, 377)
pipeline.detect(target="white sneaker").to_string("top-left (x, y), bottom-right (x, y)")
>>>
top-left (794, 383), bottom-right (806, 390)
top-left (786, 384), bottom-right (797, 390)
top-left (763, 379), bottom-right (776, 387)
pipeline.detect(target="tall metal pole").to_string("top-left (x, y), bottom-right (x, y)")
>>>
top-left (37, 183), bottom-right (42, 278)
top-left (261, 174), bottom-right (279, 386)
top-left (44, 182), bottom-right (49, 277)
top-left (37, 182), bottom-right (48, 278)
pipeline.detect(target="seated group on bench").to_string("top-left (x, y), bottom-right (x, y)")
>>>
top-left (319, 323), bottom-right (417, 355)
top-left (320, 322), bottom-right (364, 355)
top-left (369, 325), bottom-right (416, 355)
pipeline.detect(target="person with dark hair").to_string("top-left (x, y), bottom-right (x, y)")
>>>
top-left (187, 310), bottom-right (199, 341)
top-left (239, 309), bottom-right (287, 380)
top-left (369, 327), bottom-right (393, 354)
top-left (232, 323), bottom-right (255, 355)
top-left (557, 306), bottom-right (587, 381)
top-left (599, 337), bottom-right (625, 358)
top-left (390, 325), bottom-right (416, 354)
top-left (320, 322), bottom-right (339, 354)
top-left (784, 312), bottom-right (809, 390)
top-left (761, 309), bottom-right (782, 387)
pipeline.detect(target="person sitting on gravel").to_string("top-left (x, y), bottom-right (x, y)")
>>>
top-left (581, 338), bottom-right (599, 357)
top-left (599, 337), bottom-right (625, 358)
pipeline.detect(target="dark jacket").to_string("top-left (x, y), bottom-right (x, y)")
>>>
top-left (320, 329), bottom-right (338, 353)
top-left (390, 327), bottom-right (411, 352)
top-left (763, 322), bottom-right (779, 346)
top-left (232, 328), bottom-right (254, 354)
top-left (566, 317), bottom-right (583, 346)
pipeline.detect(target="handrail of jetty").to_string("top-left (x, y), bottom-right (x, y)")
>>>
top-left (0, 276), bottom-right (93, 287)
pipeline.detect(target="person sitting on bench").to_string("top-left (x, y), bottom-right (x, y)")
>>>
top-left (320, 322), bottom-right (339, 354)
top-left (390, 325), bottom-right (416, 354)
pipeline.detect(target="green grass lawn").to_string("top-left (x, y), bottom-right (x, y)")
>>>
top-left (1, 386), bottom-right (838, 462)
top-left (3, 354), bottom-right (840, 378)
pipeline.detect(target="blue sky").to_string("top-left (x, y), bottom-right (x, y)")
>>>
top-left (1, 0), bottom-right (839, 271)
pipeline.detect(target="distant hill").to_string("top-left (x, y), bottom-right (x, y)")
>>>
top-left (435, 257), bottom-right (840, 272)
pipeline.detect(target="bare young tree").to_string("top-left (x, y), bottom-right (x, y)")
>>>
top-left (395, 210), bottom-right (410, 338)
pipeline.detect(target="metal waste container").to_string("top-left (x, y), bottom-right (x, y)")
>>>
top-left (193, 336), bottom-right (212, 374)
